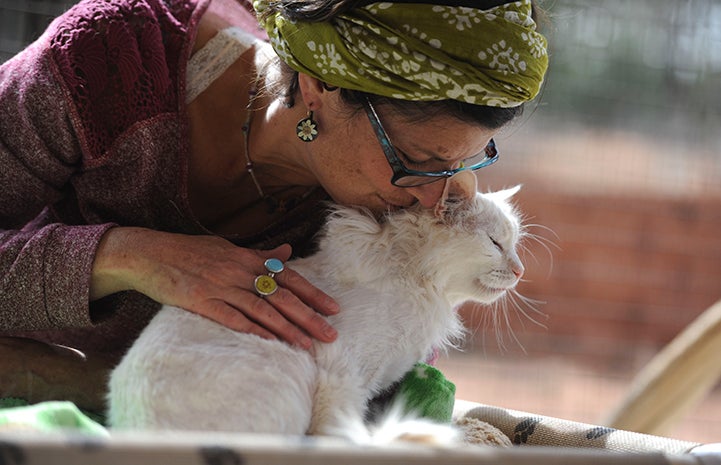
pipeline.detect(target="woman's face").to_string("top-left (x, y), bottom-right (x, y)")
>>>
top-left (307, 100), bottom-right (498, 214)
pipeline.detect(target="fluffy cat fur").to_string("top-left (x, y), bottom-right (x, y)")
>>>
top-left (107, 187), bottom-right (525, 443)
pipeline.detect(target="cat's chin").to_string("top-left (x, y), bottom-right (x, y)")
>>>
top-left (469, 280), bottom-right (510, 303)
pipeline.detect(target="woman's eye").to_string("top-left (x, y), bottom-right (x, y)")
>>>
top-left (397, 148), bottom-right (453, 171)
top-left (397, 148), bottom-right (427, 168)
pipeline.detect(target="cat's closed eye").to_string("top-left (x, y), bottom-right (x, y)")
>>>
top-left (488, 234), bottom-right (503, 252)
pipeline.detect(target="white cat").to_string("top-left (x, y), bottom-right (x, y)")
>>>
top-left (107, 187), bottom-right (525, 443)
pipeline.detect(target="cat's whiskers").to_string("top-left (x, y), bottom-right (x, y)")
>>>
top-left (470, 296), bottom-right (525, 354)
top-left (465, 284), bottom-right (548, 354)
top-left (518, 223), bottom-right (559, 276)
top-left (495, 296), bottom-right (526, 354)
top-left (507, 289), bottom-right (548, 328)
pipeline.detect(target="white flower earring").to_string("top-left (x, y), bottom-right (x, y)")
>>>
top-left (296, 110), bottom-right (319, 142)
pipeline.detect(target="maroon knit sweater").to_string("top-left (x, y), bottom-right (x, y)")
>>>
top-left (0, 0), bottom-right (327, 354)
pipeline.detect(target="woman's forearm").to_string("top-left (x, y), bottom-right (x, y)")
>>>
top-left (89, 226), bottom-right (157, 301)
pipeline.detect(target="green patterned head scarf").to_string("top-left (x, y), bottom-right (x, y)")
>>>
top-left (253, 0), bottom-right (548, 108)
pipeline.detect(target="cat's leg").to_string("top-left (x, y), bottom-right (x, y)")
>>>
top-left (307, 368), bottom-right (370, 440)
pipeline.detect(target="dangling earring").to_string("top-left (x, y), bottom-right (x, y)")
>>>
top-left (296, 111), bottom-right (319, 142)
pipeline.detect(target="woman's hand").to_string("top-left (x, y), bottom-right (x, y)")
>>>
top-left (90, 227), bottom-right (339, 349)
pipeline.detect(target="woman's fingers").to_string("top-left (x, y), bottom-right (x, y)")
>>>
top-left (256, 243), bottom-right (292, 262)
top-left (250, 245), bottom-right (340, 343)
top-left (200, 295), bottom-right (315, 349)
top-left (264, 285), bottom-right (337, 344)
top-left (276, 266), bottom-right (340, 317)
top-left (198, 282), bottom-right (322, 350)
top-left (241, 289), bottom-right (314, 348)
top-left (254, 245), bottom-right (340, 317)
top-left (189, 256), bottom-right (338, 349)
top-left (201, 298), bottom-right (278, 342)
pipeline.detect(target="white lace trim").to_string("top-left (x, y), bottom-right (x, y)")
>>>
top-left (186, 27), bottom-right (260, 103)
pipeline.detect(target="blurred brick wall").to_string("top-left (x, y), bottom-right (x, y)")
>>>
top-left (460, 188), bottom-right (721, 372)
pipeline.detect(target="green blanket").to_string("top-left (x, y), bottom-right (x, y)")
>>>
top-left (0, 399), bottom-right (108, 436)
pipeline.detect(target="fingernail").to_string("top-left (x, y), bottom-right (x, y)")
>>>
top-left (323, 324), bottom-right (338, 340)
top-left (326, 298), bottom-right (340, 313)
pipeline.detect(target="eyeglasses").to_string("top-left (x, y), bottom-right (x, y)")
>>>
top-left (363, 97), bottom-right (499, 187)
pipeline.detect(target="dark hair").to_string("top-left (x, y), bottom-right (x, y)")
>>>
top-left (256, 0), bottom-right (365, 23)
top-left (263, 0), bottom-right (539, 129)
top-left (260, 0), bottom-right (541, 23)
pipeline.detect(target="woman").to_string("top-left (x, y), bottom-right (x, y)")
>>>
top-left (0, 0), bottom-right (547, 410)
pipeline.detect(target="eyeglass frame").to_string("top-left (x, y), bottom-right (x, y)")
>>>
top-left (362, 97), bottom-right (499, 187)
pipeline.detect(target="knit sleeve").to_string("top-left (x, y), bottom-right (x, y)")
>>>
top-left (0, 33), bottom-right (115, 331)
top-left (0, 0), bottom-right (203, 332)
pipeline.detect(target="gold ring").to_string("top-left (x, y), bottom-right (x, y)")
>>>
top-left (254, 275), bottom-right (278, 296)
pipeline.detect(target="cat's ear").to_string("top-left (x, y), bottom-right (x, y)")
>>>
top-left (488, 185), bottom-right (522, 202)
top-left (433, 171), bottom-right (478, 218)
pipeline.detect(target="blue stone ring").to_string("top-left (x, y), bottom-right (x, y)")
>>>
top-left (264, 258), bottom-right (285, 278)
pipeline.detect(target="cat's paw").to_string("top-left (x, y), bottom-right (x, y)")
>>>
top-left (366, 410), bottom-right (462, 447)
top-left (379, 418), bottom-right (461, 446)
top-left (318, 410), bottom-right (461, 446)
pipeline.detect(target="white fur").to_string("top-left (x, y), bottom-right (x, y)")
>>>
top-left (107, 189), bottom-right (524, 443)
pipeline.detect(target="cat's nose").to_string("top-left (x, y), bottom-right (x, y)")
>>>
top-left (512, 264), bottom-right (525, 279)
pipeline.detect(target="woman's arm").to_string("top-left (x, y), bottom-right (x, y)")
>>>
top-left (0, 35), bottom-right (116, 331)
